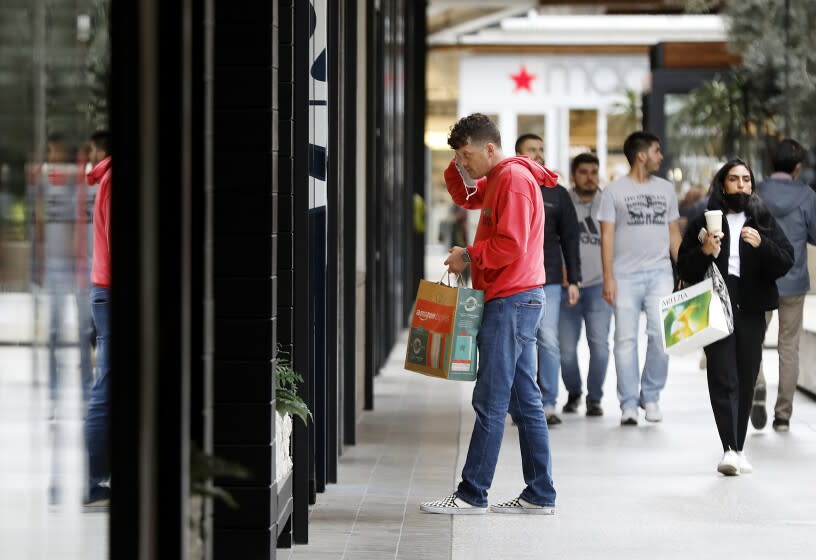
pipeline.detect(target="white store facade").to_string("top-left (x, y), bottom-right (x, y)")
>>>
top-left (458, 53), bottom-right (650, 181)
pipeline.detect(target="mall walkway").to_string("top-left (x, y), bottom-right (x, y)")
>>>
top-left (279, 331), bottom-right (816, 560)
top-left (2, 261), bottom-right (815, 559)
top-left (279, 249), bottom-right (816, 560)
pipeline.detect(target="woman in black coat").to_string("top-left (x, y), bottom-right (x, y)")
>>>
top-left (677, 159), bottom-right (793, 476)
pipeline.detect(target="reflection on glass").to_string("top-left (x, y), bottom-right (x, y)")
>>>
top-left (517, 114), bottom-right (546, 145)
top-left (0, 2), bottom-right (109, 558)
top-left (607, 111), bottom-right (639, 182)
top-left (664, 93), bottom-right (723, 194)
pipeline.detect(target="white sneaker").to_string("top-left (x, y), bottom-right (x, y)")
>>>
top-left (490, 497), bottom-right (555, 515)
top-left (420, 494), bottom-right (487, 515)
top-left (620, 408), bottom-right (638, 426)
top-left (543, 405), bottom-right (562, 425)
top-left (643, 401), bottom-right (663, 422)
top-left (717, 450), bottom-right (740, 476)
top-left (737, 451), bottom-right (753, 474)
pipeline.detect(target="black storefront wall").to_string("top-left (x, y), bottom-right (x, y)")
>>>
top-left (110, 0), bottom-right (196, 557)
top-left (210, 1), bottom-right (287, 558)
top-left (108, 0), bottom-right (424, 555)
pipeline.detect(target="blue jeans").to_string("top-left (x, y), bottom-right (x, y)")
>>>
top-left (613, 269), bottom-right (674, 410)
top-left (457, 287), bottom-right (556, 508)
top-left (85, 286), bottom-right (110, 497)
top-left (536, 284), bottom-right (562, 408)
top-left (75, 286), bottom-right (95, 401)
top-left (559, 283), bottom-right (612, 402)
top-left (45, 262), bottom-right (72, 401)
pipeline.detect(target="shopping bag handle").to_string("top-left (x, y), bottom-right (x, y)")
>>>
top-left (438, 272), bottom-right (467, 288)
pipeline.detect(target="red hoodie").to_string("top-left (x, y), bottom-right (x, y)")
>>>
top-left (87, 156), bottom-right (112, 288)
top-left (444, 156), bottom-right (558, 301)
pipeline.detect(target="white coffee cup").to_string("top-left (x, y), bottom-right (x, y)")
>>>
top-left (704, 210), bottom-right (723, 233)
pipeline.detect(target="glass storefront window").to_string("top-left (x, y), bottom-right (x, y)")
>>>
top-left (0, 2), bottom-right (110, 558)
top-left (517, 114), bottom-right (546, 143)
top-left (664, 93), bottom-right (723, 194)
top-left (607, 111), bottom-right (639, 182)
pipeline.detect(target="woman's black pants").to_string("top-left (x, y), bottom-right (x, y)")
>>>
top-left (703, 275), bottom-right (766, 452)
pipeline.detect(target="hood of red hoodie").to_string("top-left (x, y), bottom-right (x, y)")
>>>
top-left (87, 156), bottom-right (112, 185)
top-left (489, 156), bottom-right (558, 187)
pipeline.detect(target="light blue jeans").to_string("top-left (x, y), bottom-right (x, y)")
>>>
top-left (613, 269), bottom-right (674, 411)
top-left (559, 284), bottom-right (613, 402)
top-left (536, 284), bottom-right (563, 408)
top-left (456, 287), bottom-right (556, 508)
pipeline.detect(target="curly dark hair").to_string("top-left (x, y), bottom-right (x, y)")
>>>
top-left (447, 113), bottom-right (502, 150)
top-left (707, 158), bottom-right (773, 232)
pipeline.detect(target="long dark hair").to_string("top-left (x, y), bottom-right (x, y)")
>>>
top-left (707, 158), bottom-right (773, 232)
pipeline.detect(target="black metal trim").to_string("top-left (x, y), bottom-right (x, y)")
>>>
top-left (341, 0), bottom-right (358, 446)
top-left (110, 0), bottom-right (192, 556)
top-left (363, 0), bottom-right (379, 411)
top-left (290, 0), bottom-right (313, 544)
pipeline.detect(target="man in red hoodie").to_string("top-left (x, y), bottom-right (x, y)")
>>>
top-left (83, 130), bottom-right (112, 508)
top-left (420, 113), bottom-right (559, 515)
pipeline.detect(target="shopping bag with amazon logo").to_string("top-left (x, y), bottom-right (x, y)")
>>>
top-left (404, 275), bottom-right (483, 381)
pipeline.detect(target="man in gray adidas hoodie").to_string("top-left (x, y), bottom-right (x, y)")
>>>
top-left (752, 139), bottom-right (816, 432)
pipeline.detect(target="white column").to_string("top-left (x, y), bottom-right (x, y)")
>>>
top-left (499, 110), bottom-right (517, 152)
top-left (545, 106), bottom-right (558, 173)
top-left (557, 106), bottom-right (570, 182)
top-left (596, 106), bottom-right (608, 183)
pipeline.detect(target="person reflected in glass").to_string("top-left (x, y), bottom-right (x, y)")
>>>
top-left (677, 159), bottom-right (793, 476)
top-left (39, 132), bottom-right (79, 416)
top-left (84, 130), bottom-right (112, 507)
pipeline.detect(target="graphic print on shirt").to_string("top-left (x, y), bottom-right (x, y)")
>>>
top-left (624, 193), bottom-right (669, 226)
top-left (578, 215), bottom-right (600, 246)
top-left (481, 207), bottom-right (493, 227)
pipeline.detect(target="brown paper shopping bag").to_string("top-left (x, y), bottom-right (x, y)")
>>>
top-left (404, 276), bottom-right (484, 381)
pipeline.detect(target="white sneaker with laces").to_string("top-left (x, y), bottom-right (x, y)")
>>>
top-left (420, 494), bottom-right (486, 515)
top-left (643, 401), bottom-right (663, 422)
top-left (717, 450), bottom-right (740, 476)
top-left (620, 408), bottom-right (638, 426)
top-left (490, 497), bottom-right (555, 515)
top-left (737, 451), bottom-right (753, 474)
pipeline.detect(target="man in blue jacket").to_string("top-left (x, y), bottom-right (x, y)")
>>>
top-left (752, 139), bottom-right (816, 432)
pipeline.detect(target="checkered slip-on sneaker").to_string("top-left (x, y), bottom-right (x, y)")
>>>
top-left (490, 497), bottom-right (555, 515)
top-left (419, 494), bottom-right (487, 515)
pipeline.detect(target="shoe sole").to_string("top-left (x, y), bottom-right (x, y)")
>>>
top-left (620, 418), bottom-right (637, 426)
top-left (420, 505), bottom-right (487, 515)
top-left (773, 425), bottom-right (790, 432)
top-left (644, 415), bottom-right (662, 423)
top-left (750, 404), bottom-right (767, 430)
top-left (490, 505), bottom-right (556, 515)
top-left (717, 464), bottom-right (739, 476)
top-left (586, 410), bottom-right (603, 417)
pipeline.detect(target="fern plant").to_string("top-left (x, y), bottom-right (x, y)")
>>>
top-left (275, 352), bottom-right (311, 425)
top-left (190, 442), bottom-right (250, 509)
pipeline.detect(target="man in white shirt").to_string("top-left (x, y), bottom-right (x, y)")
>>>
top-left (598, 132), bottom-right (681, 426)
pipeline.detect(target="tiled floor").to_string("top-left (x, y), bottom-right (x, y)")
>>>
top-left (0, 346), bottom-right (108, 560)
top-left (278, 247), bottom-right (816, 559)
top-left (2, 253), bottom-right (815, 560)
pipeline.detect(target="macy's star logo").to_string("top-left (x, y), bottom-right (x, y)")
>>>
top-left (510, 65), bottom-right (535, 92)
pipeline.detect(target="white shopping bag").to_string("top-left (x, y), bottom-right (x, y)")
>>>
top-left (659, 276), bottom-right (732, 356)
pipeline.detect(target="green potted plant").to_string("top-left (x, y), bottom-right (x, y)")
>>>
top-left (275, 350), bottom-right (310, 485)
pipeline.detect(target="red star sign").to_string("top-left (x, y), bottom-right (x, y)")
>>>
top-left (510, 65), bottom-right (535, 92)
